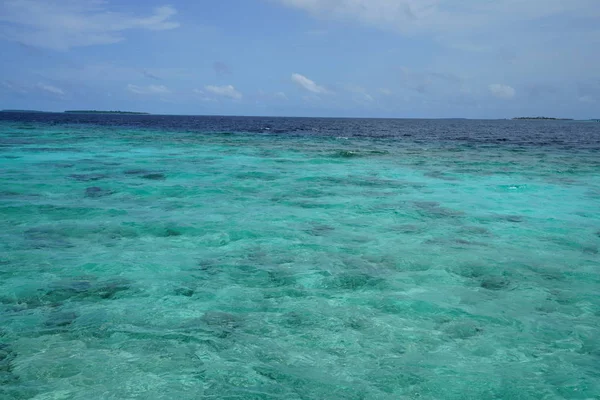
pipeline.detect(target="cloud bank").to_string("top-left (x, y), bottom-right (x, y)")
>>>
top-left (0, 0), bottom-right (180, 50)
top-left (276, 0), bottom-right (598, 36)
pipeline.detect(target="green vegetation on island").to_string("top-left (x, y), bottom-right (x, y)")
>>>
top-left (63, 110), bottom-right (150, 115)
top-left (512, 116), bottom-right (573, 120)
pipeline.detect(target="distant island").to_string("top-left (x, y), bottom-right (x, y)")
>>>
top-left (1, 109), bottom-right (50, 113)
top-left (513, 116), bottom-right (573, 121)
top-left (64, 110), bottom-right (150, 115)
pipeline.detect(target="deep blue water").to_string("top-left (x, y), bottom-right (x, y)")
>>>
top-left (2, 112), bottom-right (599, 148)
top-left (1, 112), bottom-right (600, 399)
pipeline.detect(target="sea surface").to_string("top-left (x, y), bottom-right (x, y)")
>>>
top-left (1, 113), bottom-right (599, 399)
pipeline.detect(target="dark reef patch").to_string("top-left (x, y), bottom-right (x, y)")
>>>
top-left (69, 173), bottom-right (108, 182)
top-left (141, 173), bottom-right (166, 180)
top-left (480, 276), bottom-right (510, 291)
top-left (43, 277), bottom-right (132, 302)
top-left (424, 171), bottom-right (460, 181)
top-left (44, 311), bottom-right (79, 328)
top-left (23, 227), bottom-right (74, 249)
top-left (413, 201), bottom-right (465, 219)
top-left (84, 186), bottom-right (113, 198)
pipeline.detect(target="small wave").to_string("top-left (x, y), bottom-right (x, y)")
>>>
top-left (330, 149), bottom-right (389, 158)
top-left (332, 150), bottom-right (362, 158)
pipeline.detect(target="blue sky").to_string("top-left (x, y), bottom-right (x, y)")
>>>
top-left (0, 0), bottom-right (599, 118)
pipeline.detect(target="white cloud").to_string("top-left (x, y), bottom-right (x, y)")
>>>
top-left (292, 73), bottom-right (328, 94)
top-left (2, 80), bottom-right (66, 96)
top-left (489, 84), bottom-right (515, 99)
top-left (205, 85), bottom-right (242, 100)
top-left (279, 0), bottom-right (440, 33)
top-left (278, 0), bottom-right (600, 98)
top-left (378, 88), bottom-right (393, 95)
top-left (276, 0), bottom-right (598, 36)
top-left (193, 89), bottom-right (217, 102)
top-left (127, 84), bottom-right (170, 95)
top-left (345, 84), bottom-right (374, 103)
top-left (37, 82), bottom-right (65, 96)
top-left (274, 92), bottom-right (288, 100)
top-left (0, 0), bottom-right (180, 50)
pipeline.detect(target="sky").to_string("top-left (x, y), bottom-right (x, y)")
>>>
top-left (0, 0), bottom-right (599, 119)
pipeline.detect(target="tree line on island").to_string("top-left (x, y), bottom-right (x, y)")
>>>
top-left (512, 116), bottom-right (573, 120)
top-left (64, 110), bottom-right (150, 114)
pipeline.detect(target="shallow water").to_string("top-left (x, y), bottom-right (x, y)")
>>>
top-left (1, 115), bottom-right (600, 399)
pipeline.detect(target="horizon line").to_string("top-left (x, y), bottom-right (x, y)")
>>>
top-left (1, 109), bottom-right (593, 121)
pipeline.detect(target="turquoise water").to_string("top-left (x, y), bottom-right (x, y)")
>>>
top-left (1, 117), bottom-right (600, 399)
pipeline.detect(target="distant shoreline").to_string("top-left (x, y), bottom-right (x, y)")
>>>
top-left (64, 110), bottom-right (150, 115)
top-left (512, 117), bottom-right (573, 121)
top-left (0, 109), bottom-right (51, 113)
top-left (1, 109), bottom-right (150, 115)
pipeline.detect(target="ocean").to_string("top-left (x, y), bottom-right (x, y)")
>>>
top-left (1, 112), bottom-right (599, 399)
